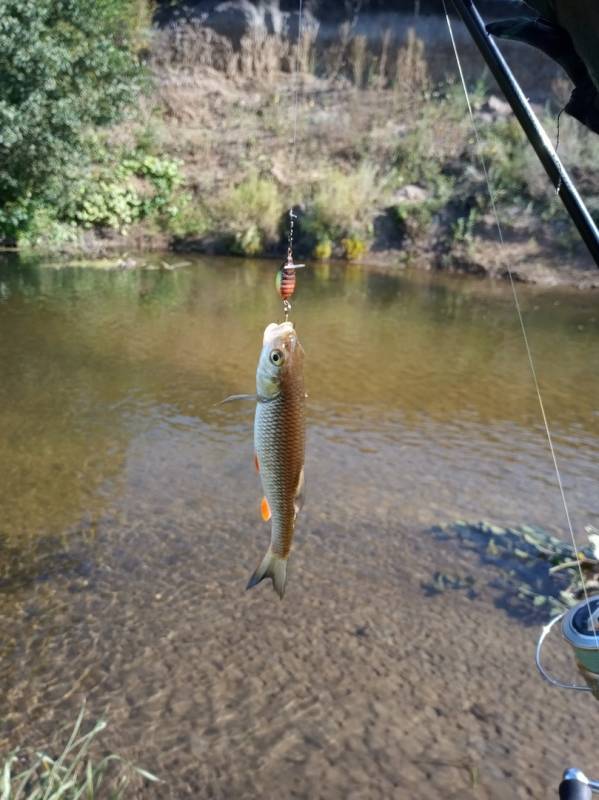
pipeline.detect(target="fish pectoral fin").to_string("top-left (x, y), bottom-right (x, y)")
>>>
top-left (219, 393), bottom-right (257, 405)
top-left (293, 467), bottom-right (305, 518)
top-left (260, 496), bottom-right (272, 522)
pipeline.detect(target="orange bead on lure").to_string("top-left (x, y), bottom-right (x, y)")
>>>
top-left (247, 321), bottom-right (306, 599)
top-left (275, 255), bottom-right (305, 319)
top-left (275, 264), bottom-right (296, 301)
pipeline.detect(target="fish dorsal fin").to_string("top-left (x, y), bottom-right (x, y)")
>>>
top-left (261, 496), bottom-right (272, 522)
top-left (293, 467), bottom-right (305, 518)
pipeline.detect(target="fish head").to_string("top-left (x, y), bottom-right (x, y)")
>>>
top-left (256, 321), bottom-right (304, 399)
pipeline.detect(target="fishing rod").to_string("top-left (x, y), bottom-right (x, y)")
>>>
top-left (440, 4), bottom-right (599, 796)
top-left (450, 0), bottom-right (599, 268)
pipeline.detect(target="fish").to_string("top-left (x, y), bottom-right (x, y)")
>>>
top-left (247, 321), bottom-right (306, 599)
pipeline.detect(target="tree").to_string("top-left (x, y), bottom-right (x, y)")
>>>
top-left (0, 0), bottom-right (147, 243)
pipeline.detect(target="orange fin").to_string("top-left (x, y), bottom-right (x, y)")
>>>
top-left (254, 453), bottom-right (259, 473)
top-left (260, 496), bottom-right (272, 522)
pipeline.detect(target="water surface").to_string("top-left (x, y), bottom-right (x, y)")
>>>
top-left (0, 254), bottom-right (597, 798)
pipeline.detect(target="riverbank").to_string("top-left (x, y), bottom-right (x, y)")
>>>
top-left (17, 18), bottom-right (599, 287)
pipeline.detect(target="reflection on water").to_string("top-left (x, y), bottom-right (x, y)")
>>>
top-left (0, 254), bottom-right (596, 544)
top-left (0, 253), bottom-right (598, 797)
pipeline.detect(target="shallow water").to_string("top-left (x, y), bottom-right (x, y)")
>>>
top-left (0, 254), bottom-right (598, 798)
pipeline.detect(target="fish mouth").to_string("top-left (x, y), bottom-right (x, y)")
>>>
top-left (263, 321), bottom-right (295, 345)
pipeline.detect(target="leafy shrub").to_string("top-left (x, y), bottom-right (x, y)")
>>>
top-left (313, 239), bottom-right (333, 260)
top-left (303, 165), bottom-right (382, 245)
top-left (232, 224), bottom-right (263, 256)
top-left (67, 153), bottom-right (184, 232)
top-left (0, 0), bottom-right (147, 243)
top-left (341, 237), bottom-right (366, 260)
top-left (218, 173), bottom-right (285, 253)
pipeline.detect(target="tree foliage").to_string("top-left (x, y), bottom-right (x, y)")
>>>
top-left (0, 0), bottom-right (146, 242)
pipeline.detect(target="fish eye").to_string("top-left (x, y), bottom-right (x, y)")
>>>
top-left (269, 349), bottom-right (284, 366)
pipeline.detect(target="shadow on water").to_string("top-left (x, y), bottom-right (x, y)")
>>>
top-left (0, 522), bottom-right (99, 599)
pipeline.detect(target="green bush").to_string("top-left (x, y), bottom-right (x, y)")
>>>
top-left (68, 153), bottom-right (184, 231)
top-left (302, 165), bottom-right (382, 246)
top-left (0, 0), bottom-right (147, 243)
top-left (341, 236), bottom-right (366, 260)
top-left (218, 173), bottom-right (285, 254)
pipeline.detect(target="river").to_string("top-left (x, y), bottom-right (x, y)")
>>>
top-left (0, 254), bottom-right (597, 798)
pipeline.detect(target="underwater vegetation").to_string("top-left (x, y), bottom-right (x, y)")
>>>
top-left (429, 521), bottom-right (599, 623)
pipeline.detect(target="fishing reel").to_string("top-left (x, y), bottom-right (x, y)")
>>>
top-left (536, 595), bottom-right (599, 697)
top-left (536, 597), bottom-right (599, 797)
top-left (559, 769), bottom-right (599, 799)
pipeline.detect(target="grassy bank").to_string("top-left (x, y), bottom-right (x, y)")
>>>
top-left (20, 21), bottom-right (599, 284)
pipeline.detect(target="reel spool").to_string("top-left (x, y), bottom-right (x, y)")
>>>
top-left (536, 595), bottom-right (599, 697)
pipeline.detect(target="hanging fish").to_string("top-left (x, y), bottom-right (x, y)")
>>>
top-left (248, 320), bottom-right (306, 599)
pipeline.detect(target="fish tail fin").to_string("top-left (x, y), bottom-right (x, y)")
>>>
top-left (246, 548), bottom-right (288, 599)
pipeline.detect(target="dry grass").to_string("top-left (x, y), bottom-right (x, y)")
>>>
top-left (101, 16), bottom-right (599, 265)
top-left (305, 164), bottom-right (389, 241)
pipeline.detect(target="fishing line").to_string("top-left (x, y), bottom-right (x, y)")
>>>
top-left (288, 0), bottom-right (304, 260)
top-left (291, 0), bottom-right (304, 170)
top-left (554, 107), bottom-right (565, 195)
top-left (275, 0), bottom-right (307, 322)
top-left (442, 0), bottom-right (599, 649)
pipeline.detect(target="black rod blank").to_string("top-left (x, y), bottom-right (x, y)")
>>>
top-left (450, 0), bottom-right (599, 268)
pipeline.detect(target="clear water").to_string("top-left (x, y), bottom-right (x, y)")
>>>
top-left (0, 254), bottom-right (597, 798)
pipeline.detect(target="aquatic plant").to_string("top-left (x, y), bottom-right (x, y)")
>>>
top-left (434, 521), bottom-right (599, 619)
top-left (0, 706), bottom-right (159, 799)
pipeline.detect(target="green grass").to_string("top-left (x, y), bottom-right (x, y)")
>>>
top-left (1, 706), bottom-right (159, 799)
top-left (216, 172), bottom-right (286, 255)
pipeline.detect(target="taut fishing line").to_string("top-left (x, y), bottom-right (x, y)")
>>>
top-left (288, 0), bottom-right (304, 261)
top-left (441, 0), bottom-right (599, 650)
top-left (276, 0), bottom-right (306, 322)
